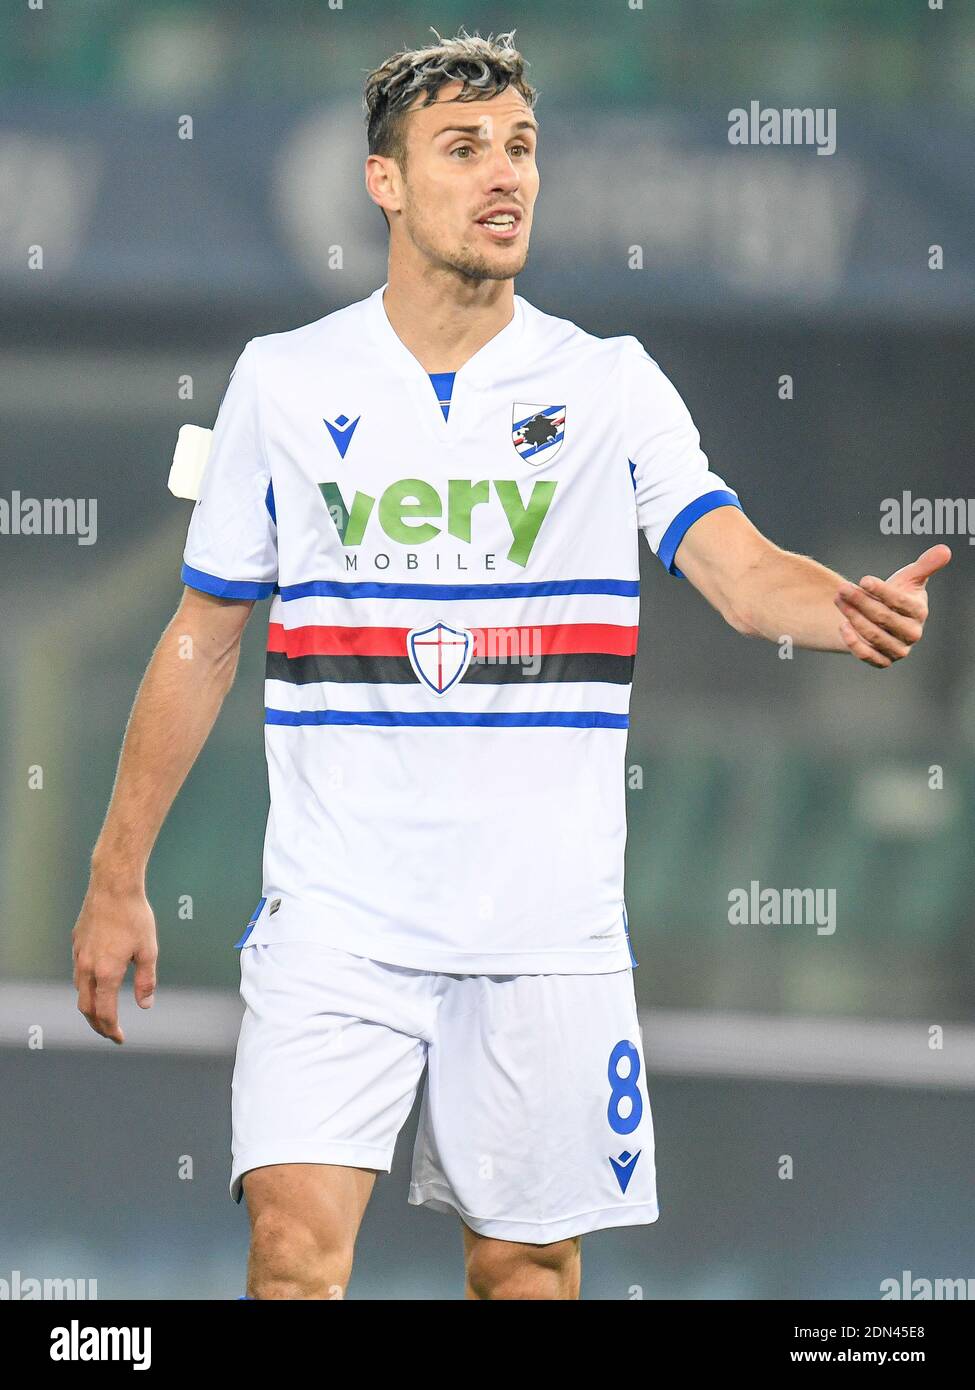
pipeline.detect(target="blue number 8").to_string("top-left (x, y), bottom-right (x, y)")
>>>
top-left (607, 1039), bottom-right (643, 1135)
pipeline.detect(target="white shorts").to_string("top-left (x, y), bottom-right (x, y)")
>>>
top-left (231, 941), bottom-right (659, 1244)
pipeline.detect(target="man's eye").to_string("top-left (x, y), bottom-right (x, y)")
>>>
top-left (451, 144), bottom-right (475, 158)
top-left (510, 144), bottom-right (529, 157)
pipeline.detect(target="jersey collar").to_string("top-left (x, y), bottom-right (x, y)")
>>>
top-left (366, 281), bottom-right (525, 390)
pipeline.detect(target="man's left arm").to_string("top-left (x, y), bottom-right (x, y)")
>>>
top-left (674, 507), bottom-right (951, 669)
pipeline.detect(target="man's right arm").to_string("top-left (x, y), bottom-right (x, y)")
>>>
top-left (73, 585), bottom-right (255, 1044)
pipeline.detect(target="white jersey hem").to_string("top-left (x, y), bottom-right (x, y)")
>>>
top-left (244, 918), bottom-right (634, 976)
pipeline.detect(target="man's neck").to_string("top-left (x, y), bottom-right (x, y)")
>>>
top-left (381, 271), bottom-right (515, 375)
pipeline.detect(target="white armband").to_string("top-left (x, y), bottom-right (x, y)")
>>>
top-left (168, 424), bottom-right (214, 501)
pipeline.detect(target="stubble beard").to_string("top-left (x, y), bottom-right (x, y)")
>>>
top-left (446, 242), bottom-right (529, 282)
top-left (404, 198), bottom-right (530, 283)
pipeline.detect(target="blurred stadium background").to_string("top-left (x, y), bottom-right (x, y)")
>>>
top-left (1, 0), bottom-right (973, 1299)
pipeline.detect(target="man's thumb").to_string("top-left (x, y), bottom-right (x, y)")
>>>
top-left (892, 544), bottom-right (952, 589)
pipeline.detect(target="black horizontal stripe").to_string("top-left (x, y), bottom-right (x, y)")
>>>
top-left (266, 651), bottom-right (635, 686)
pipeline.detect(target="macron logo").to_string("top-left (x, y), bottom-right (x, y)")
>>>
top-left (324, 413), bottom-right (360, 459)
top-left (609, 1149), bottom-right (641, 1194)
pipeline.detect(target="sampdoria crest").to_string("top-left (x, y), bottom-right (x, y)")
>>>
top-left (512, 403), bottom-right (566, 464)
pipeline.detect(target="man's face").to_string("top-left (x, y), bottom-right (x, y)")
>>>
top-left (392, 81), bottom-right (539, 281)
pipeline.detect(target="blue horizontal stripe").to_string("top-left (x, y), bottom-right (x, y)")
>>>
top-left (656, 489), bottom-right (742, 578)
top-left (182, 563), bottom-right (277, 600)
top-left (279, 578), bottom-right (639, 602)
top-left (265, 708), bottom-right (629, 729)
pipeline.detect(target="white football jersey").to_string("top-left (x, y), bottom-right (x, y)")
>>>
top-left (181, 284), bottom-right (741, 973)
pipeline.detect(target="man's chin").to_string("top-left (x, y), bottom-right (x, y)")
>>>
top-left (446, 245), bottom-right (530, 282)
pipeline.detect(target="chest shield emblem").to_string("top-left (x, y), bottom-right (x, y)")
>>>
top-left (512, 403), bottom-right (566, 464)
top-left (407, 621), bottom-right (474, 695)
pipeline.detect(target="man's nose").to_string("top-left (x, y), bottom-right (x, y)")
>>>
top-left (482, 146), bottom-right (521, 190)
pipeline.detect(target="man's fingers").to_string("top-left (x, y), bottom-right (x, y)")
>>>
top-left (856, 576), bottom-right (926, 622)
top-left (92, 971), bottom-right (125, 1044)
top-left (836, 583), bottom-right (924, 639)
top-left (836, 599), bottom-right (910, 661)
top-left (75, 959), bottom-right (107, 1036)
top-left (75, 955), bottom-right (123, 1040)
top-left (838, 618), bottom-right (892, 669)
top-left (76, 970), bottom-right (97, 1023)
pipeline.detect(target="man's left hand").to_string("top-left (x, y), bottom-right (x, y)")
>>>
top-left (834, 544), bottom-right (952, 669)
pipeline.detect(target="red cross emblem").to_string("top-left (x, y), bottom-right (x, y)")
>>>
top-left (407, 621), bottom-right (474, 695)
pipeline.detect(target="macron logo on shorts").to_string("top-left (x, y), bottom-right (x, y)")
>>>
top-left (609, 1149), bottom-right (641, 1194)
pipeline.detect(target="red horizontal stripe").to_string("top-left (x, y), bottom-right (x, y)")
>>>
top-left (268, 624), bottom-right (406, 657)
top-left (532, 623), bottom-right (638, 657)
top-left (268, 622), bottom-right (638, 659)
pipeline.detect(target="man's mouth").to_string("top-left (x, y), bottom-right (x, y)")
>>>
top-left (476, 209), bottom-right (522, 240)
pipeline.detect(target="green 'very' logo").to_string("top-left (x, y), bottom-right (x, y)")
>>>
top-left (319, 477), bottom-right (556, 567)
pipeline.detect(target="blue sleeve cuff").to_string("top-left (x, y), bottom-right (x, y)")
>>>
top-left (181, 562), bottom-right (277, 600)
top-left (657, 489), bottom-right (742, 578)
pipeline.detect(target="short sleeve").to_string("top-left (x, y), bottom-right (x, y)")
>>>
top-left (180, 340), bottom-right (278, 599)
top-left (619, 336), bottom-right (742, 578)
